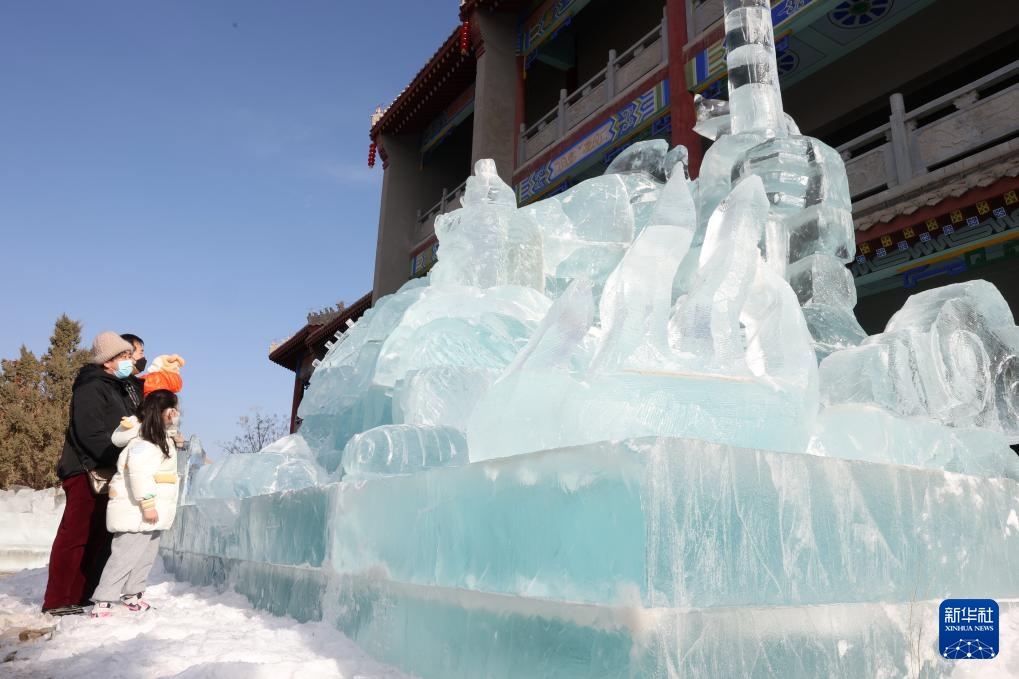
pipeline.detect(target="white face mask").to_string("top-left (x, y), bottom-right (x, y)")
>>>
top-left (170, 415), bottom-right (181, 428)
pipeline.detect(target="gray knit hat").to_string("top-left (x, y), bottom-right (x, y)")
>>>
top-left (91, 331), bottom-right (134, 365)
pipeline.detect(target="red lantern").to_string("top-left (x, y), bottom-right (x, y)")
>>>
top-left (368, 142), bottom-right (377, 168)
top-left (459, 20), bottom-right (470, 55)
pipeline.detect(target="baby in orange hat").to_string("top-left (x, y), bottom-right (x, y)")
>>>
top-left (113, 355), bottom-right (186, 447)
top-left (142, 354), bottom-right (186, 396)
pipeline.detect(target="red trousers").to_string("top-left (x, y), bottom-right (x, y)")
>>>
top-left (42, 473), bottom-right (113, 609)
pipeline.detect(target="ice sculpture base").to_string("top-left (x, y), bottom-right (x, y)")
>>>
top-left (161, 551), bottom-right (1018, 678)
top-left (162, 437), bottom-right (1019, 678)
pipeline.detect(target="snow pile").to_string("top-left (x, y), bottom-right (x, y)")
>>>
top-left (0, 488), bottom-right (63, 572)
top-left (0, 564), bottom-right (415, 678)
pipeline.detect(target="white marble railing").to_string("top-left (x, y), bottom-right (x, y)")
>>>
top-left (838, 60), bottom-right (1019, 202)
top-left (519, 12), bottom-right (668, 166)
top-left (691, 0), bottom-right (724, 37)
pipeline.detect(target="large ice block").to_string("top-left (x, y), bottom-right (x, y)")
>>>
top-left (591, 171), bottom-right (695, 372)
top-left (430, 159), bottom-right (543, 290)
top-left (163, 437), bottom-right (1019, 678)
top-left (810, 403), bottom-right (1019, 479)
top-left (341, 424), bottom-right (468, 478)
top-left (821, 281), bottom-right (1019, 439)
top-left (393, 366), bottom-right (498, 429)
top-left (374, 284), bottom-right (549, 387)
top-left (189, 451), bottom-right (326, 500)
top-left (603, 138), bottom-right (670, 182)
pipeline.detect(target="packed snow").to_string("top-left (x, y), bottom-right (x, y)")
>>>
top-left (0, 563), bottom-right (414, 678)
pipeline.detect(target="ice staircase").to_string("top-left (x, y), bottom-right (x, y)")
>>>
top-left (161, 437), bottom-right (1019, 678)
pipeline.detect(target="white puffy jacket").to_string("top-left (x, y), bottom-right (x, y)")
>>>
top-left (106, 435), bottom-right (179, 533)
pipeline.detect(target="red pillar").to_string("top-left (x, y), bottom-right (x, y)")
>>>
top-left (514, 54), bottom-right (526, 170)
top-left (289, 355), bottom-right (306, 433)
top-left (666, 0), bottom-right (702, 178)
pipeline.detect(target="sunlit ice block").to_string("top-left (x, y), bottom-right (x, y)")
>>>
top-left (340, 588), bottom-right (1019, 678)
top-left (159, 548), bottom-right (1019, 679)
top-left (298, 385), bottom-right (394, 473)
top-left (341, 424), bottom-right (469, 478)
top-left (188, 451), bottom-right (326, 501)
top-left (330, 438), bottom-right (1014, 607)
top-left (167, 438), bottom-right (1019, 610)
top-left (469, 371), bottom-right (817, 460)
top-left (162, 486), bottom-right (330, 569)
top-left (810, 404), bottom-right (1019, 480)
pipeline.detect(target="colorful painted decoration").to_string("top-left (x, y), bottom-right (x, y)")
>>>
top-left (828, 0), bottom-right (893, 29)
top-left (518, 0), bottom-right (592, 67)
top-left (517, 79), bottom-right (670, 204)
top-left (852, 187), bottom-right (1019, 291)
top-left (420, 86), bottom-right (476, 157)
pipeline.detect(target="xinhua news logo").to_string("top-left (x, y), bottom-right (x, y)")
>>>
top-left (939, 599), bottom-right (999, 660)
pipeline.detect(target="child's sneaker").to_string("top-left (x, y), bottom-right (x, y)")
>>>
top-left (90, 602), bottom-right (114, 618)
top-left (121, 593), bottom-right (152, 612)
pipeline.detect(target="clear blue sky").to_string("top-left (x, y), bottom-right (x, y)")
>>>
top-left (0, 1), bottom-right (457, 457)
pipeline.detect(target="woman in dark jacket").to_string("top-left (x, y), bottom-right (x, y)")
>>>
top-left (42, 332), bottom-right (138, 616)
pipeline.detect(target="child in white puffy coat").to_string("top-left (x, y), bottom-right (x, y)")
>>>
top-left (91, 389), bottom-right (181, 617)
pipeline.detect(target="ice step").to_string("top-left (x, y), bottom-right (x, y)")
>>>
top-left (161, 438), bottom-right (1019, 609)
top-left (161, 550), bottom-right (1014, 679)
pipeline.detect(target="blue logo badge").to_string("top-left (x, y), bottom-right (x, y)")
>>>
top-left (940, 599), bottom-right (999, 660)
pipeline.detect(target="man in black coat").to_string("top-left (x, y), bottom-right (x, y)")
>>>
top-left (42, 331), bottom-right (138, 615)
top-left (120, 332), bottom-right (145, 412)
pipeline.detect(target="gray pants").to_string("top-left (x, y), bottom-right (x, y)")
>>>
top-left (92, 531), bottom-right (162, 603)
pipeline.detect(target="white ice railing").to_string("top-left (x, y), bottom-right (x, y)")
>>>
top-left (838, 59), bottom-right (1019, 202)
top-left (415, 177), bottom-right (469, 243)
top-left (518, 11), bottom-right (668, 167)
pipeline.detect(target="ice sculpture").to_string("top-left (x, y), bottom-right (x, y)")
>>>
top-left (165, 0), bottom-right (1019, 676)
top-left (688, 1), bottom-right (865, 358)
top-left (189, 433), bottom-right (326, 502)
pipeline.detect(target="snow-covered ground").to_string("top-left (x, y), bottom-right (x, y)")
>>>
top-left (0, 488), bottom-right (63, 572)
top-left (0, 563), bottom-right (414, 678)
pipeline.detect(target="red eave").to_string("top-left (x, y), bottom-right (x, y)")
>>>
top-left (370, 0), bottom-right (537, 141)
top-left (268, 292), bottom-right (374, 374)
top-left (369, 27), bottom-right (477, 140)
top-left (306, 292), bottom-right (374, 348)
top-left (268, 324), bottom-right (320, 370)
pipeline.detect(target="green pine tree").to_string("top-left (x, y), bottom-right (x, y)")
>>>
top-left (0, 315), bottom-right (90, 488)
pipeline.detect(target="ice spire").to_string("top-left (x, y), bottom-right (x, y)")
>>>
top-left (720, 0), bottom-right (865, 358)
top-left (723, 0), bottom-right (786, 137)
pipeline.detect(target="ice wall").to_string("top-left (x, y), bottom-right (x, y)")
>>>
top-left (163, 438), bottom-right (1019, 677)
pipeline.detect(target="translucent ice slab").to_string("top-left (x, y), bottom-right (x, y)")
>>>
top-left (189, 451), bottom-right (326, 500)
top-left (469, 371), bottom-right (817, 460)
top-left (163, 437), bottom-right (1019, 679)
top-left (167, 439), bottom-right (1019, 609)
top-left (810, 404), bottom-right (1019, 480)
top-left (393, 367), bottom-right (498, 429)
top-left (821, 281), bottom-right (1019, 437)
top-left (341, 424), bottom-right (468, 478)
